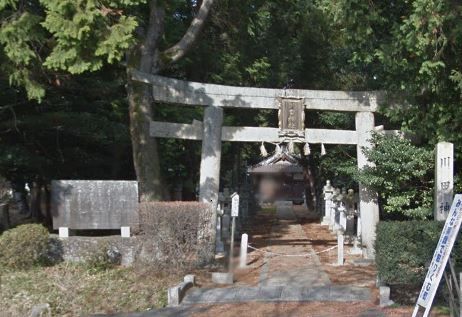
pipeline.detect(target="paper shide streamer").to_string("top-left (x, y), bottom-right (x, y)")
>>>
top-left (260, 142), bottom-right (268, 157)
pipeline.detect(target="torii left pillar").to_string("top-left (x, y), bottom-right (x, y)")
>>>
top-left (199, 106), bottom-right (224, 209)
top-left (199, 106), bottom-right (223, 259)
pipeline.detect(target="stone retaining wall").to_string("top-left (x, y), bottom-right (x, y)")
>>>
top-left (48, 235), bottom-right (148, 266)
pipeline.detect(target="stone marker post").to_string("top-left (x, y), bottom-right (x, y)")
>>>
top-left (322, 180), bottom-right (334, 225)
top-left (337, 230), bottom-right (344, 266)
top-left (229, 193), bottom-right (239, 271)
top-left (330, 188), bottom-right (340, 230)
top-left (216, 204), bottom-right (225, 254)
top-left (434, 142), bottom-right (454, 221)
top-left (339, 205), bottom-right (347, 231)
top-left (239, 233), bottom-right (248, 268)
top-left (333, 190), bottom-right (344, 233)
top-left (222, 214), bottom-right (230, 239)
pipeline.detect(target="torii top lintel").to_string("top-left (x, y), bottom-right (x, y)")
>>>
top-left (131, 70), bottom-right (383, 112)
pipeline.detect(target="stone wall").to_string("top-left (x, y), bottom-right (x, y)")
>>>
top-left (48, 235), bottom-right (153, 266)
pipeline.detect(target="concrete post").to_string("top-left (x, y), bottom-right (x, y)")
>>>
top-left (337, 230), bottom-right (344, 266)
top-left (333, 207), bottom-right (341, 232)
top-left (59, 227), bottom-right (69, 238)
top-left (434, 142), bottom-right (454, 220)
top-left (121, 226), bottom-right (130, 238)
top-left (356, 111), bottom-right (379, 258)
top-left (330, 204), bottom-right (336, 230)
top-left (239, 233), bottom-right (248, 268)
top-left (339, 206), bottom-right (347, 231)
top-left (216, 206), bottom-right (224, 253)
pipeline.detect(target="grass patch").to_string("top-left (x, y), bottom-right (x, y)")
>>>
top-left (0, 263), bottom-right (178, 316)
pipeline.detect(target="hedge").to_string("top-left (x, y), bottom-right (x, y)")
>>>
top-left (376, 220), bottom-right (462, 287)
top-left (139, 202), bottom-right (214, 269)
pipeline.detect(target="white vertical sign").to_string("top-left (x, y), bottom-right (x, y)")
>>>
top-left (413, 195), bottom-right (462, 317)
top-left (231, 193), bottom-right (239, 217)
top-left (434, 142), bottom-right (454, 220)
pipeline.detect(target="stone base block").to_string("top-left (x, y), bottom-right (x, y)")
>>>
top-left (349, 246), bottom-right (363, 255)
top-left (168, 275), bottom-right (195, 307)
top-left (211, 272), bottom-right (234, 285)
top-left (59, 227), bottom-right (69, 238)
top-left (352, 258), bottom-right (375, 266)
top-left (379, 286), bottom-right (394, 307)
top-left (121, 226), bottom-right (130, 237)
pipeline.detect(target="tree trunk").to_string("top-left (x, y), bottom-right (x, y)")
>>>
top-left (126, 1), bottom-right (165, 202)
top-left (127, 80), bottom-right (163, 202)
top-left (127, 0), bottom-right (214, 202)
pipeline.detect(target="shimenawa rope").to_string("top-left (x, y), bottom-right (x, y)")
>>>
top-left (247, 244), bottom-right (337, 258)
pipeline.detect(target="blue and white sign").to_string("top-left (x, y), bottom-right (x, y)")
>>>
top-left (412, 194), bottom-right (462, 317)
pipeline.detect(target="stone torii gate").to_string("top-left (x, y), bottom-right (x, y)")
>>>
top-left (132, 70), bottom-right (393, 257)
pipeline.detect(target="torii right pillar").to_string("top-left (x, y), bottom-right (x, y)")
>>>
top-left (356, 112), bottom-right (379, 259)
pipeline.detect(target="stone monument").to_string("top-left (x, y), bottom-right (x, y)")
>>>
top-left (51, 180), bottom-right (139, 237)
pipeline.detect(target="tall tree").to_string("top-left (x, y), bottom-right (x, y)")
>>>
top-left (319, 0), bottom-right (462, 153)
top-left (0, 0), bottom-right (215, 201)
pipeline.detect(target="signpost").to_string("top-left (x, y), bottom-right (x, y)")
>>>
top-left (434, 142), bottom-right (454, 220)
top-left (229, 192), bottom-right (239, 270)
top-left (412, 194), bottom-right (462, 317)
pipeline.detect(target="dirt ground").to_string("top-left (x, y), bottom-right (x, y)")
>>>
top-left (189, 301), bottom-right (425, 317)
top-left (188, 205), bottom-right (449, 317)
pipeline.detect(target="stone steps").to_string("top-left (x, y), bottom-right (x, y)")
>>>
top-left (182, 285), bottom-right (372, 304)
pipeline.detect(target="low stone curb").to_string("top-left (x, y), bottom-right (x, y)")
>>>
top-left (182, 285), bottom-right (371, 304)
top-left (167, 275), bottom-right (195, 307)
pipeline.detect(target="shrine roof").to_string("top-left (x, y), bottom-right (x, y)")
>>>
top-left (248, 148), bottom-right (303, 174)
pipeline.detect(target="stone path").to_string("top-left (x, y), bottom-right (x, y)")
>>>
top-left (182, 202), bottom-right (371, 304)
top-left (260, 201), bottom-right (330, 288)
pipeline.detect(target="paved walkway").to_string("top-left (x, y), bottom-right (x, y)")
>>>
top-left (259, 201), bottom-right (331, 288)
top-left (182, 202), bottom-right (371, 304)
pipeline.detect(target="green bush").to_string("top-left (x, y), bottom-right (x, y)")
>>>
top-left (355, 133), bottom-right (434, 219)
top-left (376, 221), bottom-right (462, 287)
top-left (0, 224), bottom-right (49, 270)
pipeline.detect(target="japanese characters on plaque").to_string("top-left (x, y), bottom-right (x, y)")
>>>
top-left (277, 97), bottom-right (305, 142)
top-left (434, 142), bottom-right (454, 221)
